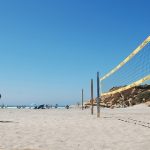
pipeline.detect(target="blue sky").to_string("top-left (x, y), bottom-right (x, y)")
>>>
top-left (0, 0), bottom-right (149, 105)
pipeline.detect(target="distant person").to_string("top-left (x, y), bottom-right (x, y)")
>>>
top-left (65, 105), bottom-right (69, 109)
top-left (17, 106), bottom-right (21, 109)
top-left (34, 106), bottom-right (38, 109)
top-left (45, 104), bottom-right (49, 109)
top-left (0, 94), bottom-right (1, 108)
top-left (1, 104), bottom-right (4, 109)
top-left (55, 104), bottom-right (58, 108)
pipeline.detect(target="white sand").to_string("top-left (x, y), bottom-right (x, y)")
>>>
top-left (0, 104), bottom-right (150, 150)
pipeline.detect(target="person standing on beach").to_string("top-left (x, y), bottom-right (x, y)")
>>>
top-left (65, 105), bottom-right (69, 109)
top-left (55, 104), bottom-right (58, 108)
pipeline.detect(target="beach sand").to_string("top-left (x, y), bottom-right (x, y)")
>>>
top-left (0, 104), bottom-right (150, 150)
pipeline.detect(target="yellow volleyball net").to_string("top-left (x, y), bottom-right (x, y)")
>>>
top-left (100, 36), bottom-right (150, 96)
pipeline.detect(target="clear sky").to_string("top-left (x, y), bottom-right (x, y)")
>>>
top-left (0, 0), bottom-right (149, 106)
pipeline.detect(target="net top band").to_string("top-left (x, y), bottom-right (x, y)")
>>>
top-left (100, 36), bottom-right (150, 81)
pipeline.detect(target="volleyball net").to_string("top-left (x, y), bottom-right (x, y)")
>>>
top-left (100, 36), bottom-right (150, 96)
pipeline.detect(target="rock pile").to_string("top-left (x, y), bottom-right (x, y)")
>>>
top-left (101, 84), bottom-right (150, 108)
top-left (85, 84), bottom-right (150, 108)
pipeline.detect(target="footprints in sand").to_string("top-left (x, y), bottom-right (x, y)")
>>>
top-left (103, 115), bottom-right (150, 129)
top-left (117, 117), bottom-right (150, 128)
top-left (0, 121), bottom-right (14, 123)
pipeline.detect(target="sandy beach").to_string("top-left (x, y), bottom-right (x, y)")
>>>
top-left (0, 105), bottom-right (150, 150)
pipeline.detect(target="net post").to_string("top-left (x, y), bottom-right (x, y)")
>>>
top-left (100, 79), bottom-right (102, 95)
top-left (82, 89), bottom-right (84, 110)
top-left (97, 72), bottom-right (100, 118)
top-left (91, 79), bottom-right (94, 115)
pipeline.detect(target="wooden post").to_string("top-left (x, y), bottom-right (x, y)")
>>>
top-left (97, 72), bottom-right (100, 118)
top-left (91, 79), bottom-right (94, 115)
top-left (82, 89), bottom-right (84, 110)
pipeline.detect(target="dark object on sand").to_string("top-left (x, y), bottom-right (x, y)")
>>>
top-left (45, 104), bottom-right (49, 109)
top-left (65, 105), bottom-right (69, 109)
top-left (0, 121), bottom-right (14, 123)
top-left (34, 106), bottom-right (38, 109)
top-left (45, 104), bottom-right (52, 109)
top-left (55, 104), bottom-right (58, 108)
top-left (1, 104), bottom-right (4, 109)
top-left (17, 106), bottom-right (21, 109)
top-left (37, 104), bottom-right (45, 109)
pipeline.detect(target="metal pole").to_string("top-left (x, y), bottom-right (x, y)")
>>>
top-left (97, 72), bottom-right (100, 118)
top-left (82, 89), bottom-right (84, 110)
top-left (91, 79), bottom-right (94, 115)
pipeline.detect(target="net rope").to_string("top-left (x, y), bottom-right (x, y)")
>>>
top-left (100, 37), bottom-right (150, 95)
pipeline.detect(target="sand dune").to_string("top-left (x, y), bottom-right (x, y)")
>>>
top-left (0, 105), bottom-right (150, 150)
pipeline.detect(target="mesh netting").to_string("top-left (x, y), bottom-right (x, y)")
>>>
top-left (101, 41), bottom-right (150, 94)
